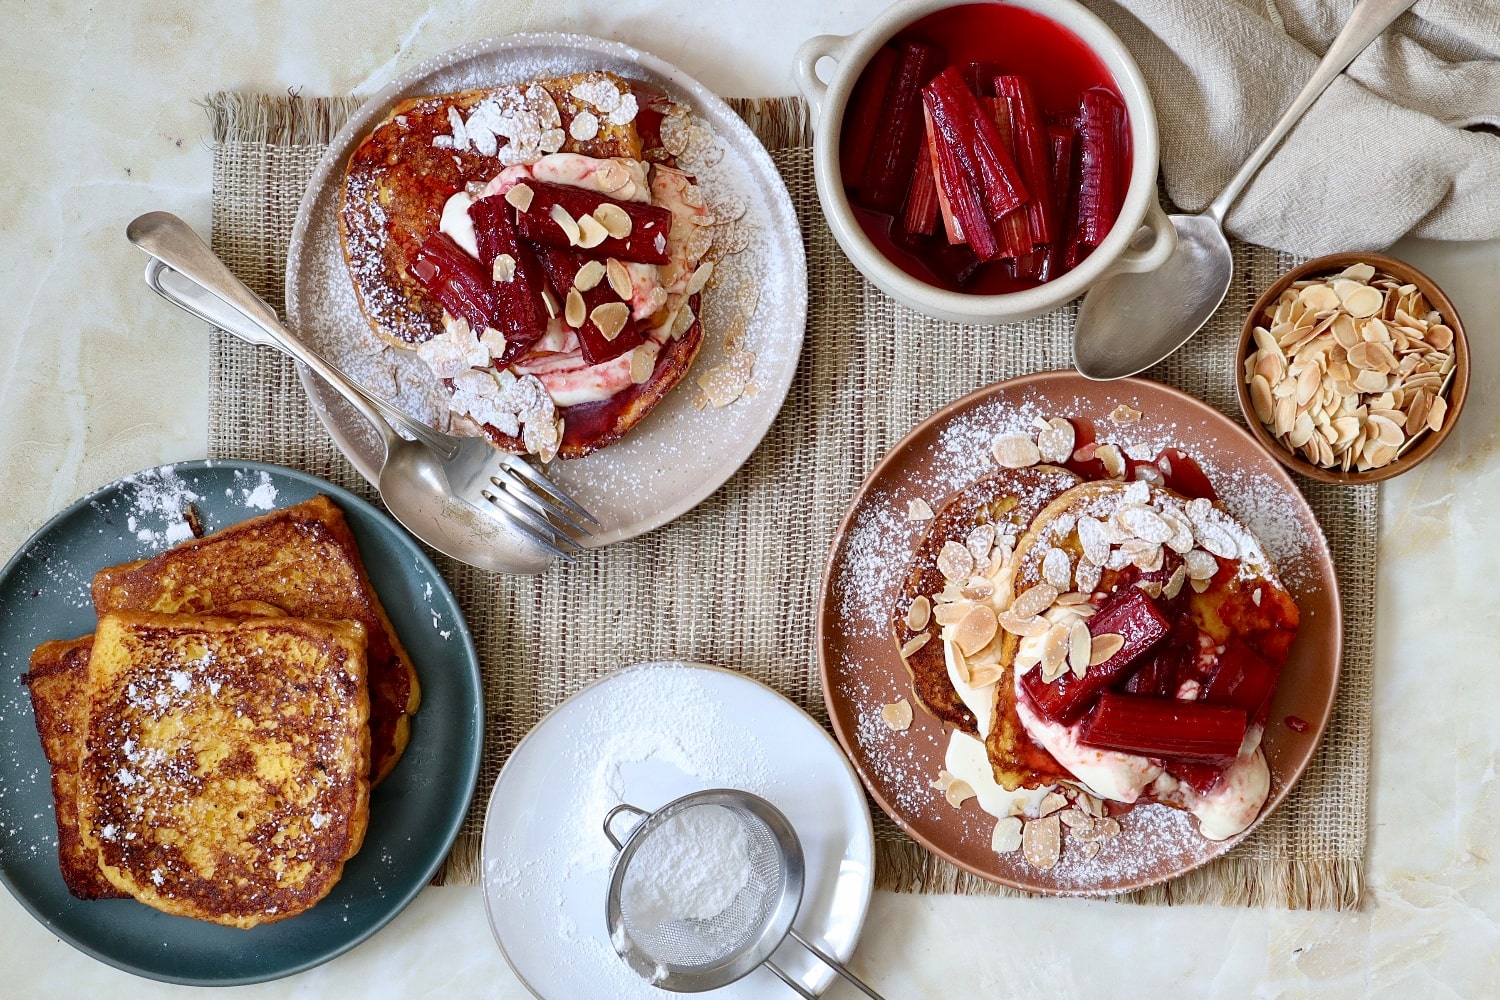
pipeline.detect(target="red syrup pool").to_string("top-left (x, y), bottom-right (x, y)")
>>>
top-left (840, 2), bottom-right (1133, 294)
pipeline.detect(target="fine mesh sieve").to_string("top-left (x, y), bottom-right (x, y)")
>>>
top-left (603, 789), bottom-right (884, 998)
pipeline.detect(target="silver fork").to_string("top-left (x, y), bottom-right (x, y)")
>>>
top-left (126, 211), bottom-right (596, 564)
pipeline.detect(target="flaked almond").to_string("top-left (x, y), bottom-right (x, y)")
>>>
top-left (880, 699), bottom-right (913, 732)
top-left (1038, 791), bottom-right (1068, 817)
top-left (606, 257), bottom-right (633, 299)
top-left (1183, 548), bottom-right (1218, 580)
top-left (1067, 619), bottom-right (1092, 677)
top-left (1037, 418), bottom-right (1075, 463)
top-left (933, 601), bottom-right (971, 627)
top-left (906, 595), bottom-right (932, 631)
top-left (907, 498), bottom-right (934, 521)
top-left (899, 632), bottom-right (931, 657)
top-left (1022, 814), bottom-right (1061, 869)
top-left (944, 779), bottom-right (976, 808)
top-left (1096, 443), bottom-right (1126, 478)
top-left (590, 301), bottom-right (630, 341)
top-left (998, 611), bottom-right (1050, 637)
top-left (1163, 563), bottom-right (1187, 600)
top-left (573, 259), bottom-right (605, 292)
top-left (541, 287), bottom-right (559, 319)
top-left (629, 342), bottom-right (660, 384)
top-left (1089, 632), bottom-right (1124, 666)
top-left (505, 183), bottom-right (535, 212)
top-left (685, 261), bottom-right (715, 297)
top-left (1011, 582), bottom-right (1059, 619)
top-left (966, 524), bottom-right (996, 567)
top-left (576, 213), bottom-right (610, 249)
top-left (991, 432), bottom-right (1041, 468)
top-left (937, 540), bottom-right (976, 582)
top-left (1040, 624), bottom-right (1070, 680)
top-left (564, 287), bottom-right (586, 328)
top-left (550, 202), bottom-right (581, 244)
top-left (1109, 404), bottom-right (1142, 423)
top-left (1041, 547), bottom-right (1073, 591)
top-left (954, 604), bottom-right (999, 657)
top-left (492, 253), bottom-right (517, 283)
top-left (592, 202), bottom-right (632, 239)
top-left (991, 816), bottom-right (1023, 854)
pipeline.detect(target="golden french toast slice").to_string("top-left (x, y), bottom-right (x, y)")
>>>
top-left (77, 612), bottom-right (371, 929)
top-left (24, 637), bottom-right (125, 900)
top-left (90, 496), bottom-right (418, 784)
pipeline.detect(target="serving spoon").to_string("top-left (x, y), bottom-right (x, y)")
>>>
top-left (1072, 0), bottom-right (1419, 380)
top-left (126, 211), bottom-right (569, 575)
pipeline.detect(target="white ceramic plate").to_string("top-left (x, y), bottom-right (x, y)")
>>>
top-left (285, 33), bottom-right (806, 556)
top-left (480, 662), bottom-right (873, 998)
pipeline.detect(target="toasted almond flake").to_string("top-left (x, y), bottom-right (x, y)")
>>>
top-left (505, 183), bottom-right (535, 212)
top-left (1298, 283), bottom-right (1340, 312)
top-left (961, 577), bottom-right (995, 601)
top-left (937, 541), bottom-right (976, 582)
top-left (1163, 563), bottom-right (1187, 600)
top-left (1192, 519), bottom-right (1238, 560)
top-left (1096, 443), bottom-right (1126, 478)
top-left (1109, 404), bottom-right (1142, 423)
top-left (899, 632), bottom-right (931, 657)
top-left (944, 779), bottom-right (976, 808)
top-left (954, 604), bottom-right (999, 657)
top-left (880, 699), bottom-right (914, 732)
top-left (1089, 633), bottom-right (1124, 666)
top-left (906, 595), bottom-right (932, 631)
top-left (1011, 583), bottom-right (1059, 619)
top-left (906, 498), bottom-right (934, 521)
top-left (991, 816), bottom-right (1023, 854)
top-left (1022, 815), bottom-right (1061, 869)
top-left (1039, 791), bottom-right (1068, 817)
top-left (1427, 394), bottom-right (1448, 432)
top-left (550, 202), bottom-right (581, 244)
top-left (541, 287), bottom-right (559, 319)
top-left (1343, 284), bottom-right (1384, 318)
top-left (564, 287), bottom-right (586, 328)
top-left (965, 524), bottom-right (996, 567)
top-left (991, 432), bottom-right (1041, 469)
top-left (491, 253), bottom-right (517, 283)
top-left (629, 342), bottom-right (660, 384)
top-left (1040, 624), bottom-right (1070, 680)
top-left (592, 202), bottom-right (632, 239)
top-left (1068, 620), bottom-right (1092, 677)
top-left (1041, 548), bottom-right (1073, 591)
top-left (998, 611), bottom-right (1050, 637)
top-left (685, 262), bottom-right (715, 297)
top-left (605, 258), bottom-right (633, 299)
top-left (590, 301), bottom-right (630, 341)
top-left (1037, 418), bottom-right (1076, 463)
top-left (577, 213), bottom-right (610, 249)
top-left (573, 259), bottom-right (605, 292)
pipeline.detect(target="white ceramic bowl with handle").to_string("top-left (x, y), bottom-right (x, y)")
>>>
top-left (794, 0), bottom-right (1174, 325)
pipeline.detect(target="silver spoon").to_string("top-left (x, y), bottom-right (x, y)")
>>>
top-left (126, 211), bottom-right (563, 575)
top-left (1072, 0), bottom-right (1419, 380)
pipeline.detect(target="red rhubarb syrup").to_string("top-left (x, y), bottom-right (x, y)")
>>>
top-left (840, 3), bottom-right (1133, 294)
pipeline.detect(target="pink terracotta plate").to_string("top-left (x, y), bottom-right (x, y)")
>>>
top-left (817, 371), bottom-right (1341, 895)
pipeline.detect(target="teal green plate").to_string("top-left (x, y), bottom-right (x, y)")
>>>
top-left (0, 460), bottom-right (482, 986)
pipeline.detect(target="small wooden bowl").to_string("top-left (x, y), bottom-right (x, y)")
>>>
top-left (1235, 251), bottom-right (1469, 485)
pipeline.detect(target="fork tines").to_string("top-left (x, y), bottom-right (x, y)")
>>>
top-left (480, 464), bottom-right (596, 563)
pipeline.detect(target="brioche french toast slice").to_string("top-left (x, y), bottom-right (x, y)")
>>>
top-left (90, 496), bottom-right (418, 784)
top-left (892, 466), bottom-right (1080, 736)
top-left (340, 71), bottom-right (656, 351)
top-left (77, 612), bottom-right (371, 929)
top-left (24, 637), bottom-right (125, 900)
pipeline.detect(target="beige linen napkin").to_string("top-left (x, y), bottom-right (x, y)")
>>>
top-left (1084, 0), bottom-right (1500, 254)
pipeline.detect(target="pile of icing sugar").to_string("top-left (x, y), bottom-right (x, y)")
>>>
top-left (620, 803), bottom-right (751, 936)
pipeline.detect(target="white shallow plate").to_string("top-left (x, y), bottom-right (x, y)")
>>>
top-left (286, 33), bottom-right (806, 557)
top-left (480, 663), bottom-right (873, 998)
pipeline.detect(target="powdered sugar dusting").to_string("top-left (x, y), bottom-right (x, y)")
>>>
top-left (286, 34), bottom-right (806, 547)
top-left (824, 377), bottom-right (1331, 893)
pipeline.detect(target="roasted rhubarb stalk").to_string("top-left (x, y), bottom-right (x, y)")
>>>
top-left (994, 75), bottom-right (1052, 245)
top-left (1020, 588), bottom-right (1171, 725)
top-left (980, 96), bottom-right (1033, 259)
top-left (512, 181), bottom-right (673, 265)
top-left (899, 146), bottom-right (941, 240)
top-left (408, 232), bottom-right (494, 334)
top-left (535, 247), bottom-right (645, 366)
top-left (468, 195), bottom-right (548, 359)
top-left (1040, 124), bottom-right (1077, 281)
top-left (841, 44), bottom-right (899, 192)
top-left (1080, 692), bottom-right (1248, 766)
top-left (859, 40), bottom-right (943, 213)
top-left (1075, 87), bottom-right (1127, 249)
top-left (1203, 636), bottom-right (1282, 725)
top-left (922, 66), bottom-right (1029, 260)
top-left (922, 105), bottom-right (967, 247)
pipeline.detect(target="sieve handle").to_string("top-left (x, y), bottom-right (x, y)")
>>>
top-left (788, 928), bottom-right (887, 1000)
top-left (602, 803), bottom-right (649, 849)
top-left (765, 960), bottom-right (817, 999)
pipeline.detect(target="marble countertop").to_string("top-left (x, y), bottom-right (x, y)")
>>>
top-left (2, 2), bottom-right (1496, 996)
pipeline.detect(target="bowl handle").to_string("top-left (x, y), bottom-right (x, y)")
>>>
top-left (793, 33), bottom-right (850, 123)
top-left (1104, 198), bottom-right (1177, 275)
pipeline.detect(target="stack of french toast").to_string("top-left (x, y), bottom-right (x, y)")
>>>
top-left (23, 496), bottom-right (419, 928)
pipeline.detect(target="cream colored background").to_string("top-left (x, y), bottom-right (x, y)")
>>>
top-left (3, 2), bottom-right (1498, 997)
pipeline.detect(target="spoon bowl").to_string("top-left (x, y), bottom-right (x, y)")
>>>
top-left (1073, 213), bottom-right (1232, 380)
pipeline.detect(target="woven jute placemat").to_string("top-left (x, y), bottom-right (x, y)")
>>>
top-left (205, 92), bottom-right (1373, 908)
